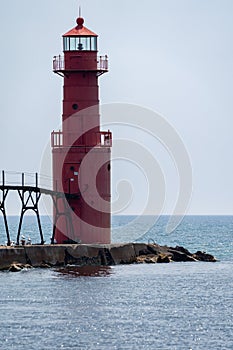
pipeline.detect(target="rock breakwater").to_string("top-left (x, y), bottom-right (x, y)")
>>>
top-left (0, 243), bottom-right (216, 272)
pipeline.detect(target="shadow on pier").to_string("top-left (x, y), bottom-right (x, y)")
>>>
top-left (0, 171), bottom-right (75, 246)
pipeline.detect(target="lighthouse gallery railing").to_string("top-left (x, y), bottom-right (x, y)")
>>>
top-left (51, 131), bottom-right (112, 148)
top-left (53, 55), bottom-right (108, 72)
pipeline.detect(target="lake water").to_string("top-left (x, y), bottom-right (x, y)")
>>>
top-left (0, 215), bottom-right (233, 349)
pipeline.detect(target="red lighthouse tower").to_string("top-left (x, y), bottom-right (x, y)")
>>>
top-left (51, 15), bottom-right (112, 244)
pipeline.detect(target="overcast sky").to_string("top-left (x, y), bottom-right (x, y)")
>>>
top-left (0, 0), bottom-right (233, 215)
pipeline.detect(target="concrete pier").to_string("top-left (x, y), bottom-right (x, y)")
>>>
top-left (0, 243), bottom-right (216, 271)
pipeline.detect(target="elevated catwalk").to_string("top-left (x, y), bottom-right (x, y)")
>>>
top-left (0, 171), bottom-right (75, 246)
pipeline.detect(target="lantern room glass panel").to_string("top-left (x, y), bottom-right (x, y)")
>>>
top-left (63, 36), bottom-right (97, 51)
top-left (91, 37), bottom-right (97, 50)
top-left (70, 38), bottom-right (76, 50)
top-left (63, 37), bottom-right (69, 51)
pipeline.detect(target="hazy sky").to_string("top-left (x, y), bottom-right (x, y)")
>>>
top-left (0, 0), bottom-right (233, 215)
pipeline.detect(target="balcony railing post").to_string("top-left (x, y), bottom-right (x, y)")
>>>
top-left (51, 131), bottom-right (54, 148)
top-left (36, 173), bottom-right (38, 188)
top-left (105, 55), bottom-right (108, 70)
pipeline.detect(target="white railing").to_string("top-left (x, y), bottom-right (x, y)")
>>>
top-left (51, 131), bottom-right (63, 148)
top-left (98, 56), bottom-right (108, 70)
top-left (51, 131), bottom-right (112, 148)
top-left (53, 55), bottom-right (64, 71)
top-left (53, 55), bottom-right (108, 72)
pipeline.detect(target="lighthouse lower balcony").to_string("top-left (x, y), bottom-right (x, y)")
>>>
top-left (51, 131), bottom-right (112, 149)
top-left (53, 55), bottom-right (108, 76)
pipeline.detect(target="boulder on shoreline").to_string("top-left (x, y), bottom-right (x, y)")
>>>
top-left (8, 263), bottom-right (32, 272)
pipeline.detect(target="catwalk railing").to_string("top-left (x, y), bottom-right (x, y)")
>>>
top-left (0, 171), bottom-right (75, 246)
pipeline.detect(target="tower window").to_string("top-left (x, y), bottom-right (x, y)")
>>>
top-left (72, 104), bottom-right (78, 110)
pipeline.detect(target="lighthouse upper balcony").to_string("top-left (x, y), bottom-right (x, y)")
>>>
top-left (53, 55), bottom-right (108, 76)
top-left (51, 130), bottom-right (112, 149)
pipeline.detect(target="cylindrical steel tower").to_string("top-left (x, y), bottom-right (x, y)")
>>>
top-left (51, 16), bottom-right (111, 244)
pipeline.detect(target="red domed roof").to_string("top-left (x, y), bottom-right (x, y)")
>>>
top-left (63, 17), bottom-right (97, 37)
